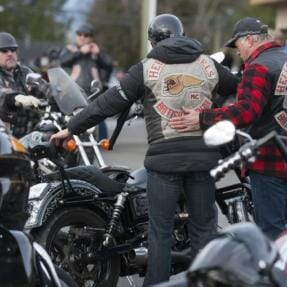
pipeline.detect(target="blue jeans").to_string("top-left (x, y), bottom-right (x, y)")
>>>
top-left (143, 170), bottom-right (216, 286)
top-left (249, 171), bottom-right (287, 240)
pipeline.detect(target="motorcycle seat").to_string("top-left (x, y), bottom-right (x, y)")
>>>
top-left (46, 165), bottom-right (125, 193)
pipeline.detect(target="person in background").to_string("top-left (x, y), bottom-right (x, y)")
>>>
top-left (58, 24), bottom-right (113, 140)
top-left (169, 17), bottom-right (287, 240)
top-left (0, 32), bottom-right (41, 138)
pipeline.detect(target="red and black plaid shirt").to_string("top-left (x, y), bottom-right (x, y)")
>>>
top-left (200, 41), bottom-right (287, 179)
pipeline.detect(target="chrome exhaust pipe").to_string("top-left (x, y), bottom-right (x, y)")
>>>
top-left (128, 247), bottom-right (190, 267)
top-left (128, 247), bottom-right (148, 266)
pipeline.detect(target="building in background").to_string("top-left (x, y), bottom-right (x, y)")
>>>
top-left (250, 0), bottom-right (287, 31)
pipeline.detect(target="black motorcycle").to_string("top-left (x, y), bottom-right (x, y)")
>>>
top-left (25, 134), bottom-right (253, 286)
top-left (25, 143), bottom-right (191, 287)
top-left (0, 119), bottom-right (78, 287)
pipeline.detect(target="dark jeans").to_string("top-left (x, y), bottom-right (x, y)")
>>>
top-left (143, 170), bottom-right (216, 287)
top-left (249, 171), bottom-right (287, 240)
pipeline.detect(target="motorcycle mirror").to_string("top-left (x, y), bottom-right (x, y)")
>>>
top-left (88, 80), bottom-right (102, 101)
top-left (203, 120), bottom-right (236, 146)
top-left (26, 73), bottom-right (42, 85)
top-left (210, 51), bottom-right (225, 64)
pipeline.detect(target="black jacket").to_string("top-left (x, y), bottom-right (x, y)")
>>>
top-left (0, 64), bottom-right (39, 138)
top-left (68, 37), bottom-right (238, 173)
top-left (59, 46), bottom-right (113, 93)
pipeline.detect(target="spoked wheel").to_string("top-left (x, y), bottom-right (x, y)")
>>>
top-left (33, 208), bottom-right (120, 287)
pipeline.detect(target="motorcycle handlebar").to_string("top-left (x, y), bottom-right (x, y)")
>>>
top-left (210, 131), bottom-right (287, 181)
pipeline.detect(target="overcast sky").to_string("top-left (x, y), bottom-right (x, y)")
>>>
top-left (63, 0), bottom-right (94, 35)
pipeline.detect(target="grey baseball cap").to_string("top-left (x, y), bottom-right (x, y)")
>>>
top-left (76, 24), bottom-right (94, 36)
top-left (225, 17), bottom-right (268, 48)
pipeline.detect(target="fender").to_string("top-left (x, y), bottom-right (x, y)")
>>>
top-left (25, 180), bottom-right (103, 229)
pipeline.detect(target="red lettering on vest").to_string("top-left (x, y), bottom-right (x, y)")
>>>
top-left (148, 60), bottom-right (164, 80)
top-left (154, 100), bottom-right (184, 119)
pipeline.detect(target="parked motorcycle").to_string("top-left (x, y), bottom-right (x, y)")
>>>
top-left (25, 130), bottom-right (253, 286)
top-left (25, 143), bottom-right (190, 287)
top-left (0, 119), bottom-right (78, 287)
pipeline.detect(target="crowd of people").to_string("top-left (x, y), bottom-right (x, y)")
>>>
top-left (0, 12), bottom-right (287, 287)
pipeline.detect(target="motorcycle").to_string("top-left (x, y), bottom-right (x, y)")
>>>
top-left (20, 69), bottom-right (112, 177)
top-left (0, 119), bottom-right (78, 287)
top-left (25, 143), bottom-right (191, 287)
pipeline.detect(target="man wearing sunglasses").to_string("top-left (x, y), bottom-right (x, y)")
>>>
top-left (0, 32), bottom-right (41, 138)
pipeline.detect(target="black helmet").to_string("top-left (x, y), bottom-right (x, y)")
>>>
top-left (0, 32), bottom-right (18, 49)
top-left (0, 120), bottom-right (31, 229)
top-left (188, 223), bottom-right (285, 287)
top-left (148, 14), bottom-right (184, 46)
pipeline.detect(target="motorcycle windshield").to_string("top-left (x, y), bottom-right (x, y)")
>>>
top-left (47, 67), bottom-right (88, 115)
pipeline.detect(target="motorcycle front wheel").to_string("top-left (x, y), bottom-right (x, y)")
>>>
top-left (32, 208), bottom-right (120, 287)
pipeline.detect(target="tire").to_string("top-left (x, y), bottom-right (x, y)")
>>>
top-left (32, 208), bottom-right (120, 287)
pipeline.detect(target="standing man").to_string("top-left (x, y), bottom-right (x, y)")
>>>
top-left (58, 23), bottom-right (113, 94)
top-left (50, 14), bottom-right (238, 286)
top-left (0, 32), bottom-right (41, 138)
top-left (58, 23), bottom-right (113, 139)
top-left (170, 17), bottom-right (287, 240)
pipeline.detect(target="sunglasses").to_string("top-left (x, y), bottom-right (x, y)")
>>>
top-left (0, 47), bottom-right (18, 53)
top-left (76, 32), bottom-right (92, 38)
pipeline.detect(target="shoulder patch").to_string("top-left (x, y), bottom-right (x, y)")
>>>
top-left (147, 60), bottom-right (164, 81)
top-left (199, 56), bottom-right (216, 79)
top-left (275, 62), bottom-right (287, 96)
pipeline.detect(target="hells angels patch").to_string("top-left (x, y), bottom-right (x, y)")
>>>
top-left (162, 74), bottom-right (203, 96)
top-left (275, 62), bottom-right (287, 96)
top-left (153, 100), bottom-right (184, 120)
top-left (199, 56), bottom-right (216, 79)
top-left (275, 111), bottom-right (287, 131)
top-left (147, 60), bottom-right (165, 80)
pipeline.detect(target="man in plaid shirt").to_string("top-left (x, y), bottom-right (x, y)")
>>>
top-left (170, 17), bottom-right (287, 240)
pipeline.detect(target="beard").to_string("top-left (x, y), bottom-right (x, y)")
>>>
top-left (4, 57), bottom-right (17, 71)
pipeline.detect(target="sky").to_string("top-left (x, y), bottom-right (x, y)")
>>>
top-left (62, 0), bottom-right (94, 36)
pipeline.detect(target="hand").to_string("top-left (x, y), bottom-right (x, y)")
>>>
top-left (50, 128), bottom-right (72, 146)
top-left (90, 42), bottom-right (100, 56)
top-left (15, 95), bottom-right (41, 108)
top-left (169, 107), bottom-right (200, 132)
top-left (80, 44), bottom-right (91, 54)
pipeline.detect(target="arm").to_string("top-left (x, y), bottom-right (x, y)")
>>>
top-left (200, 63), bottom-right (271, 130)
top-left (58, 46), bottom-right (81, 68)
top-left (66, 62), bottom-right (144, 135)
top-left (169, 64), bottom-right (271, 132)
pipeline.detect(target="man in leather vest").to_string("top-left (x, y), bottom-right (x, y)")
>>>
top-left (50, 14), bottom-right (238, 286)
top-left (170, 17), bottom-right (287, 240)
top-left (0, 32), bottom-right (41, 138)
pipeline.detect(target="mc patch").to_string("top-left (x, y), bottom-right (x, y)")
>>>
top-left (275, 111), bottom-right (287, 131)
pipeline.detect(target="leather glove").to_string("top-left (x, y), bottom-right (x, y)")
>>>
top-left (15, 94), bottom-right (41, 108)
